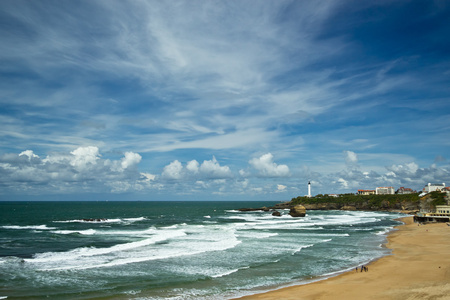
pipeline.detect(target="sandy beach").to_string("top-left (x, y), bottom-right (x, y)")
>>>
top-left (237, 217), bottom-right (450, 300)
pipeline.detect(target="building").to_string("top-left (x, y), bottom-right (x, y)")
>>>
top-left (396, 187), bottom-right (415, 194)
top-left (415, 205), bottom-right (450, 223)
top-left (435, 205), bottom-right (450, 216)
top-left (357, 189), bottom-right (376, 195)
top-left (423, 183), bottom-right (446, 193)
top-left (376, 187), bottom-right (395, 195)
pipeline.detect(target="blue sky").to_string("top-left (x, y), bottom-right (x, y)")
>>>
top-left (0, 0), bottom-right (449, 201)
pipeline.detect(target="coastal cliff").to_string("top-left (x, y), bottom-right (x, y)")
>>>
top-left (290, 193), bottom-right (421, 213)
top-left (239, 192), bottom-right (448, 215)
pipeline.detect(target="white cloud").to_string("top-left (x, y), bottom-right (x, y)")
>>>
top-left (186, 160), bottom-right (199, 173)
top-left (162, 160), bottom-right (183, 180)
top-left (337, 178), bottom-right (349, 188)
top-left (387, 162), bottom-right (419, 176)
top-left (140, 172), bottom-right (156, 182)
top-left (19, 150), bottom-right (39, 160)
top-left (249, 153), bottom-right (290, 177)
top-left (0, 147), bottom-right (151, 194)
top-left (121, 152), bottom-right (142, 170)
top-left (70, 146), bottom-right (100, 171)
top-left (199, 156), bottom-right (232, 179)
top-left (344, 150), bottom-right (358, 167)
top-left (277, 184), bottom-right (287, 192)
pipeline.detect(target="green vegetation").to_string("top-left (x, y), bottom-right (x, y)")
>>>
top-left (291, 193), bottom-right (421, 210)
top-left (429, 191), bottom-right (447, 207)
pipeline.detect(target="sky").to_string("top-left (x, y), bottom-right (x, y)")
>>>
top-left (0, 0), bottom-right (449, 201)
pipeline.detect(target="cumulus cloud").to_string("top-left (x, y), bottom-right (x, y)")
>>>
top-left (121, 152), bottom-right (142, 169)
top-left (249, 153), bottom-right (290, 177)
top-left (162, 160), bottom-right (183, 180)
top-left (161, 156), bottom-right (232, 181)
top-left (0, 146), bottom-right (152, 194)
top-left (186, 160), bottom-right (199, 173)
top-left (70, 146), bottom-right (100, 171)
top-left (199, 156), bottom-right (232, 179)
top-left (19, 150), bottom-right (39, 161)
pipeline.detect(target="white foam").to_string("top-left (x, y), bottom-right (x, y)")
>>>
top-left (376, 227), bottom-right (393, 236)
top-left (236, 231), bottom-right (279, 239)
top-left (291, 244), bottom-right (314, 255)
top-left (29, 229), bottom-right (187, 264)
top-left (27, 223), bottom-right (243, 271)
top-left (53, 217), bottom-right (147, 224)
top-left (123, 217), bottom-right (146, 222)
top-left (211, 266), bottom-right (249, 278)
top-left (53, 219), bottom-right (122, 224)
top-left (2, 225), bottom-right (55, 230)
top-left (52, 229), bottom-right (97, 235)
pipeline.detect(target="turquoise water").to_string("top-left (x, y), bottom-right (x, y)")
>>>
top-left (0, 201), bottom-right (404, 299)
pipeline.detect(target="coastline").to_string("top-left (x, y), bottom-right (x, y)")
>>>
top-left (235, 216), bottom-right (450, 300)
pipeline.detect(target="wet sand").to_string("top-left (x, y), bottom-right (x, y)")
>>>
top-left (237, 217), bottom-right (450, 300)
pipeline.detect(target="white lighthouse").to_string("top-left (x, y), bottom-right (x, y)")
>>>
top-left (308, 181), bottom-right (311, 198)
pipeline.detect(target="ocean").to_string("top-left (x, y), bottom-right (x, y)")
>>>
top-left (0, 201), bottom-right (405, 299)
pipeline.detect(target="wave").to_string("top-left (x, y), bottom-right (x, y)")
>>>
top-left (26, 224), bottom-right (242, 271)
top-left (211, 266), bottom-right (250, 278)
top-left (375, 227), bottom-right (394, 236)
top-left (1, 225), bottom-right (56, 230)
top-left (291, 244), bottom-right (314, 255)
top-left (51, 229), bottom-right (97, 235)
top-left (236, 231), bottom-right (279, 239)
top-left (53, 217), bottom-right (146, 224)
top-left (29, 229), bottom-right (187, 264)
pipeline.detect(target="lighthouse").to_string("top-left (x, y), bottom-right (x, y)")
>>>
top-left (308, 181), bottom-right (311, 198)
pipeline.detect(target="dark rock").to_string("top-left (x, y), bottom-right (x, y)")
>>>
top-left (272, 210), bottom-right (281, 217)
top-left (238, 208), bottom-right (265, 212)
top-left (82, 218), bottom-right (107, 222)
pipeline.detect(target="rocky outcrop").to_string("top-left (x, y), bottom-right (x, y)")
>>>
top-left (289, 205), bottom-right (306, 217)
top-left (341, 206), bottom-right (356, 211)
top-left (238, 208), bottom-right (266, 212)
top-left (303, 203), bottom-right (340, 210)
top-left (272, 210), bottom-right (282, 217)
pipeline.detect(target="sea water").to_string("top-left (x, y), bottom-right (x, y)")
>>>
top-left (0, 201), bottom-right (405, 299)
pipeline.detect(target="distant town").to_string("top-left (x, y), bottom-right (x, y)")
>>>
top-left (355, 183), bottom-right (449, 197)
top-left (312, 182), bottom-right (449, 198)
top-left (297, 182), bottom-right (450, 223)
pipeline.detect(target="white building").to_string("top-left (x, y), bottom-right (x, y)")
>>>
top-left (376, 186), bottom-right (395, 195)
top-left (435, 205), bottom-right (450, 216)
top-left (423, 183), bottom-right (446, 193)
top-left (357, 189), bottom-right (376, 195)
top-left (396, 187), bottom-right (415, 194)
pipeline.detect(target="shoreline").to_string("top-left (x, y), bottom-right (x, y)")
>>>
top-left (235, 216), bottom-right (450, 300)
